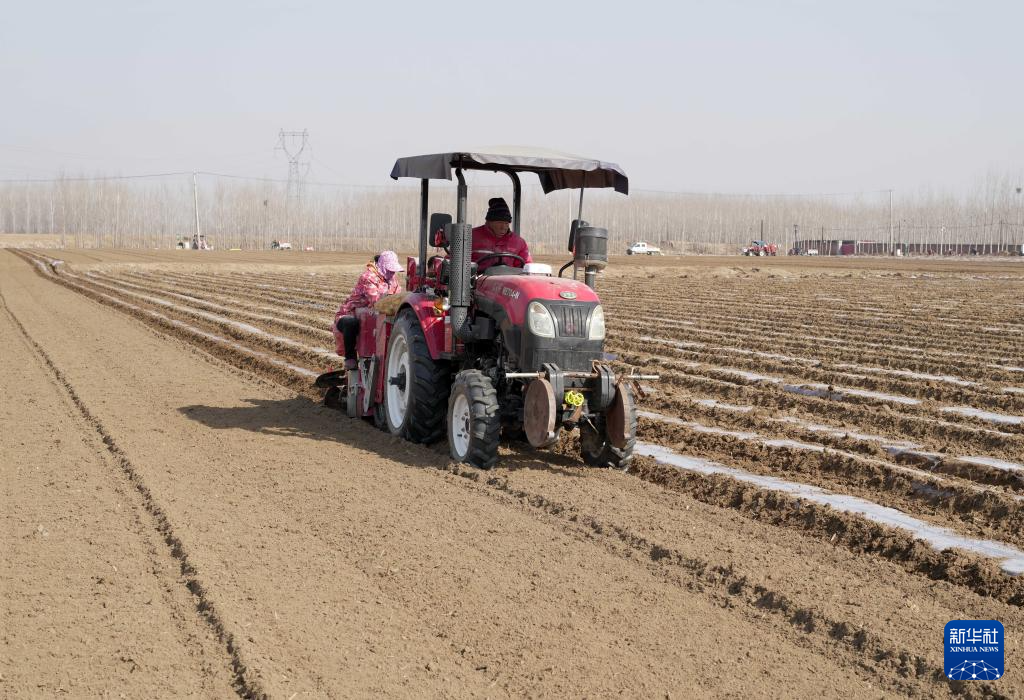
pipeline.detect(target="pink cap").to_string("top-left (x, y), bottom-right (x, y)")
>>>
top-left (377, 250), bottom-right (403, 273)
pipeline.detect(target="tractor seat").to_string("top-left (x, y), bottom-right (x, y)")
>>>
top-left (481, 264), bottom-right (525, 277)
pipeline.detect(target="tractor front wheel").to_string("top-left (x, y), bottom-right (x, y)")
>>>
top-left (384, 311), bottom-right (449, 443)
top-left (447, 370), bottom-right (501, 469)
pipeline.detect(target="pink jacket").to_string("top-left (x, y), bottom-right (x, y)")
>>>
top-left (331, 264), bottom-right (400, 352)
top-left (471, 225), bottom-right (532, 271)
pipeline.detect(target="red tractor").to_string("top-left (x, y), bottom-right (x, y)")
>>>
top-left (742, 240), bottom-right (778, 256)
top-left (316, 149), bottom-right (650, 469)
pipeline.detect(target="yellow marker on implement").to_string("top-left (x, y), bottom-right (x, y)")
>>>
top-left (564, 390), bottom-right (584, 407)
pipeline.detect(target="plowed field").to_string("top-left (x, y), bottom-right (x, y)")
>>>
top-left (3, 248), bottom-right (1023, 698)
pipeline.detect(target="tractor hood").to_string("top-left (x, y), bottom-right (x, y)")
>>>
top-left (474, 275), bottom-right (600, 325)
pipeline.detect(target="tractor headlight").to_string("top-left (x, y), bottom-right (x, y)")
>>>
top-left (589, 305), bottom-right (606, 340)
top-left (527, 301), bottom-right (555, 338)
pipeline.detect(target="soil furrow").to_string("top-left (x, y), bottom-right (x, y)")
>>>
top-left (0, 283), bottom-right (266, 699)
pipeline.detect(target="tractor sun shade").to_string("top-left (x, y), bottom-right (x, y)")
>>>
top-left (390, 147), bottom-right (628, 195)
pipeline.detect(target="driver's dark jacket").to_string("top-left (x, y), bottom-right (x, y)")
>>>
top-left (471, 225), bottom-right (532, 272)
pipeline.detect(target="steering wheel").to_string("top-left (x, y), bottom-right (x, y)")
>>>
top-left (476, 252), bottom-right (527, 269)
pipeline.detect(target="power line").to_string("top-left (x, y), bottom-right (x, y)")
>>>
top-left (311, 155), bottom-right (345, 180)
top-left (0, 170), bottom-right (410, 188)
top-left (0, 143), bottom-right (276, 164)
top-left (199, 171), bottom-right (398, 188)
top-left (0, 171), bottom-right (193, 183)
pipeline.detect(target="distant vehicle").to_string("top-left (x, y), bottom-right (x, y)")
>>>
top-left (271, 240), bottom-right (293, 250)
top-left (742, 240), bottom-right (778, 256)
top-left (627, 241), bottom-right (662, 255)
top-left (803, 248), bottom-right (819, 256)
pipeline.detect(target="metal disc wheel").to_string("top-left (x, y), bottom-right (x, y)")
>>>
top-left (523, 378), bottom-right (558, 448)
top-left (346, 369), bottom-right (359, 417)
top-left (384, 330), bottom-right (410, 434)
top-left (581, 382), bottom-right (637, 470)
top-left (450, 393), bottom-right (472, 458)
top-left (447, 370), bottom-right (500, 469)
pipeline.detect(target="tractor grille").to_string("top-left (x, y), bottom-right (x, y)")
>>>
top-left (551, 304), bottom-right (588, 338)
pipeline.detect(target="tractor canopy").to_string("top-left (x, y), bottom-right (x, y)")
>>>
top-left (390, 147), bottom-right (629, 194)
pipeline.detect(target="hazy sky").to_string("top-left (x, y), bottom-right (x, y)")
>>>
top-left (2, 0), bottom-right (1021, 195)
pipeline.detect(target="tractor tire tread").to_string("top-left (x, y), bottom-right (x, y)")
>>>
top-left (399, 311), bottom-right (450, 444)
top-left (450, 370), bottom-right (501, 469)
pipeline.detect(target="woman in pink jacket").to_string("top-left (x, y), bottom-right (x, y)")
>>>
top-left (332, 250), bottom-right (404, 368)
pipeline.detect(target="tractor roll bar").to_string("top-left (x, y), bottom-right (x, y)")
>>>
top-left (409, 165), bottom-right (535, 343)
top-left (509, 171), bottom-right (521, 237)
top-left (418, 179), bottom-right (428, 279)
top-left (403, 149), bottom-right (628, 285)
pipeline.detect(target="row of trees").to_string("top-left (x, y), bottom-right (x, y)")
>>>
top-left (0, 171), bottom-right (1021, 254)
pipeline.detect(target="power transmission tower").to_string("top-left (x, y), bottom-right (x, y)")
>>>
top-left (275, 129), bottom-right (311, 241)
top-left (275, 129), bottom-right (311, 203)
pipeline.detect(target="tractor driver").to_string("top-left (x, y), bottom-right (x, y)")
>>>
top-left (471, 197), bottom-right (532, 273)
top-left (332, 250), bottom-right (404, 369)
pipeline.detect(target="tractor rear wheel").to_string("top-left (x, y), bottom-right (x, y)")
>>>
top-left (447, 370), bottom-right (501, 469)
top-left (580, 384), bottom-right (637, 469)
top-left (384, 311), bottom-right (449, 443)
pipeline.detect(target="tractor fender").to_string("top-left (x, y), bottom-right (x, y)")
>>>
top-left (396, 294), bottom-right (446, 360)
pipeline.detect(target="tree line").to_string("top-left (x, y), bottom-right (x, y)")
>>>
top-left (0, 171), bottom-right (1021, 254)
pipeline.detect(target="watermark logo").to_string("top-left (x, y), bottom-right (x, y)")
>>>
top-left (945, 620), bottom-right (1003, 681)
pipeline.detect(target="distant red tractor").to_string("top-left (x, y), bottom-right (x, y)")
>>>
top-left (316, 149), bottom-right (655, 470)
top-left (742, 240), bottom-right (778, 256)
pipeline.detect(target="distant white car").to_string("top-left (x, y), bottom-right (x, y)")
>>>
top-left (271, 241), bottom-right (293, 250)
top-left (627, 241), bottom-right (663, 255)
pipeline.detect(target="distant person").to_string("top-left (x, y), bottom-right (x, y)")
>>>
top-left (471, 197), bottom-right (531, 272)
top-left (332, 250), bottom-right (403, 369)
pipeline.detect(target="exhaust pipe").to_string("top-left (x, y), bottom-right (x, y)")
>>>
top-left (450, 169), bottom-right (474, 340)
top-left (449, 221), bottom-right (474, 340)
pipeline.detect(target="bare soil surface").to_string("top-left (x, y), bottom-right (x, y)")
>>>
top-left (3, 248), bottom-right (1024, 698)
